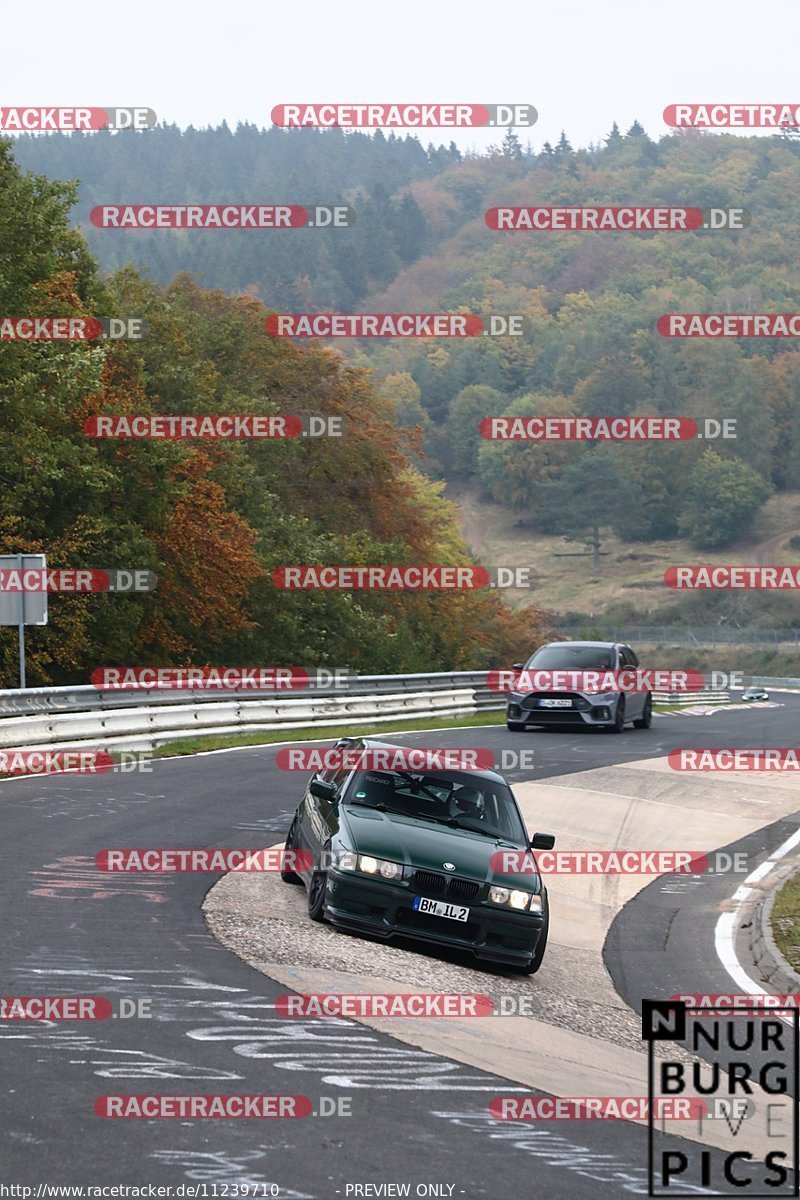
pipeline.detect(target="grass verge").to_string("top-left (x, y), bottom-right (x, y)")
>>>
top-left (770, 870), bottom-right (800, 974)
top-left (155, 710), bottom-right (507, 757)
top-left (153, 703), bottom-right (687, 758)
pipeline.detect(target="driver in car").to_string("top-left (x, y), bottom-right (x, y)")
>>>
top-left (448, 785), bottom-right (484, 821)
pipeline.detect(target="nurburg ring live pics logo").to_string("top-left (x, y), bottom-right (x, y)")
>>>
top-left (642, 999), bottom-right (799, 1195)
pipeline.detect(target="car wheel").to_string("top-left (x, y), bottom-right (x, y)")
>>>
top-left (518, 910), bottom-right (549, 975)
top-left (611, 697), bottom-right (626, 733)
top-left (633, 694), bottom-right (652, 729)
top-left (506, 721), bottom-right (526, 732)
top-left (308, 868), bottom-right (328, 922)
top-left (280, 816), bottom-right (303, 884)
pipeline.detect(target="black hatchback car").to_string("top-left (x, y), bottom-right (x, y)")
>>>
top-left (281, 737), bottom-right (555, 974)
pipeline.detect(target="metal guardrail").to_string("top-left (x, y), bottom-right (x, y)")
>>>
top-left (0, 673), bottom-right (748, 755)
top-left (0, 685), bottom-right (489, 753)
top-left (0, 672), bottom-right (491, 718)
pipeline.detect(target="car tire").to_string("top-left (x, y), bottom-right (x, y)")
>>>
top-left (280, 816), bottom-right (303, 885)
top-left (633, 694), bottom-right (652, 729)
top-left (611, 697), bottom-right (626, 733)
top-left (506, 721), bottom-right (526, 732)
top-left (518, 910), bottom-right (549, 975)
top-left (307, 868), bottom-right (328, 922)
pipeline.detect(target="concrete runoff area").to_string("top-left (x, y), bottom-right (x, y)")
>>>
top-left (204, 757), bottom-right (800, 1160)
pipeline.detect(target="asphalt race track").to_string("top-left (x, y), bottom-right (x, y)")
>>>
top-left (2, 697), bottom-right (799, 1198)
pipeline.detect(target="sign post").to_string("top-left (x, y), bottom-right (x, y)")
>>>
top-left (0, 554), bottom-right (48, 689)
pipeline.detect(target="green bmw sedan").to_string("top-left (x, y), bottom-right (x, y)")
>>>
top-left (281, 737), bottom-right (555, 974)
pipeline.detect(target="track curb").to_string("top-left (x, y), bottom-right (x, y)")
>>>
top-left (749, 865), bottom-right (800, 992)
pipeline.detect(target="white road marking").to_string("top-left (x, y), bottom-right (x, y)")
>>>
top-left (715, 824), bottom-right (800, 1019)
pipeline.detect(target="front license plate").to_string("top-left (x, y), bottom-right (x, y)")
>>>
top-left (539, 698), bottom-right (572, 708)
top-left (412, 896), bottom-right (469, 922)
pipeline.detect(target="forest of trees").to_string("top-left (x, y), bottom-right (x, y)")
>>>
top-left (15, 120), bottom-right (800, 562)
top-left (11, 120), bottom-right (800, 651)
top-left (12, 124), bottom-right (457, 307)
top-left (0, 138), bottom-right (547, 686)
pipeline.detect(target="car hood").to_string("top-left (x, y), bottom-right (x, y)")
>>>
top-left (341, 806), bottom-right (539, 889)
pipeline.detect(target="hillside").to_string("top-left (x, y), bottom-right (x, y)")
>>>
top-left (12, 123), bottom-right (800, 628)
top-left (451, 485), bottom-right (800, 626)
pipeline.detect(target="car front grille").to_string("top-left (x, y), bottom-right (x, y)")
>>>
top-left (410, 871), bottom-right (481, 902)
top-left (447, 878), bottom-right (481, 902)
top-left (411, 870), bottom-right (446, 895)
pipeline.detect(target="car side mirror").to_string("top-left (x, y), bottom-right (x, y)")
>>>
top-left (310, 779), bottom-right (337, 801)
top-left (512, 662), bottom-right (524, 671)
top-left (530, 832), bottom-right (555, 850)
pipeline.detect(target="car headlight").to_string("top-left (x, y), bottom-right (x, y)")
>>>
top-left (489, 886), bottom-right (541, 912)
top-left (356, 854), bottom-right (402, 880)
top-left (335, 850), bottom-right (358, 871)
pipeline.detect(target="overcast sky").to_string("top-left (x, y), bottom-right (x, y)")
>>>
top-left (6, 0), bottom-right (800, 151)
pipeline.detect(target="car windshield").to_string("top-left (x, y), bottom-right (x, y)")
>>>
top-left (342, 768), bottom-right (528, 844)
top-left (527, 644), bottom-right (616, 670)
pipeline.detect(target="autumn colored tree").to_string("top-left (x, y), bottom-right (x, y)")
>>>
top-left (0, 140), bottom-right (548, 681)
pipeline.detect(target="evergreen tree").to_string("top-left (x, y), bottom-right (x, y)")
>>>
top-left (555, 130), bottom-right (573, 156)
top-left (502, 129), bottom-right (523, 160)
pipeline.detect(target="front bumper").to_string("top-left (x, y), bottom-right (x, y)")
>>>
top-left (323, 867), bottom-right (546, 968)
top-left (507, 692), bottom-right (619, 727)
